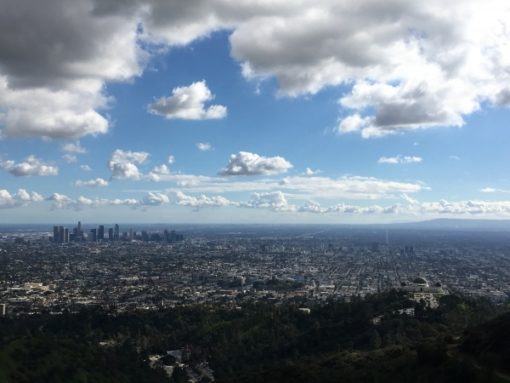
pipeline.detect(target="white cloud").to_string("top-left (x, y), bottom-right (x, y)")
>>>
top-left (278, 175), bottom-right (422, 200)
top-left (80, 164), bottom-right (92, 172)
top-left (378, 155), bottom-right (423, 164)
top-left (219, 151), bottom-right (293, 176)
top-left (336, 114), bottom-right (371, 134)
top-left (299, 201), bottom-right (399, 215)
top-left (62, 141), bottom-right (87, 154)
top-left (108, 149), bottom-right (149, 180)
top-left (148, 81), bottom-right (227, 120)
top-left (152, 173), bottom-right (423, 201)
top-left (168, 155), bottom-right (175, 164)
top-left (74, 178), bottom-right (109, 187)
top-left (0, 0), bottom-right (143, 139)
top-left (0, 155), bottom-right (58, 176)
top-left (62, 154), bottom-right (78, 163)
top-left (242, 191), bottom-right (295, 212)
top-left (46, 192), bottom-right (158, 210)
top-left (142, 191), bottom-right (170, 206)
top-left (47, 193), bottom-right (76, 209)
top-left (411, 199), bottom-right (510, 216)
top-left (172, 190), bottom-right (236, 209)
top-left (1, 1), bottom-right (509, 140)
top-left (196, 142), bottom-right (212, 151)
top-left (228, 1), bottom-right (510, 137)
top-left (0, 188), bottom-right (43, 209)
top-left (146, 164), bottom-right (171, 182)
top-left (480, 187), bottom-right (510, 194)
top-left (303, 167), bottom-right (320, 176)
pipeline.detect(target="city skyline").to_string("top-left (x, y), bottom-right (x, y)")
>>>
top-left (1, 1), bottom-right (510, 224)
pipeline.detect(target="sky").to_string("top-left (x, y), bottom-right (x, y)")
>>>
top-left (1, 0), bottom-right (510, 224)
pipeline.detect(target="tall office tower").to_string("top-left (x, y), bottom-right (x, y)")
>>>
top-left (78, 221), bottom-right (82, 233)
top-left (58, 226), bottom-right (64, 244)
top-left (90, 228), bottom-right (97, 242)
top-left (129, 228), bottom-right (133, 241)
top-left (108, 228), bottom-right (114, 240)
top-left (114, 224), bottom-right (119, 240)
top-left (53, 226), bottom-right (59, 243)
top-left (98, 225), bottom-right (105, 240)
top-left (64, 228), bottom-right (69, 243)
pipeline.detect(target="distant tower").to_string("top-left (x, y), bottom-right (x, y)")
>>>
top-left (58, 226), bottom-right (64, 244)
top-left (108, 228), bottom-right (114, 241)
top-left (53, 226), bottom-right (59, 243)
top-left (90, 228), bottom-right (97, 242)
top-left (64, 228), bottom-right (69, 243)
top-left (114, 224), bottom-right (119, 240)
top-left (98, 225), bottom-right (105, 240)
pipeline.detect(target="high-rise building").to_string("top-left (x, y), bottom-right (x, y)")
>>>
top-left (53, 226), bottom-right (59, 243)
top-left (114, 224), bottom-right (119, 240)
top-left (58, 226), bottom-right (64, 243)
top-left (64, 228), bottom-right (69, 243)
top-left (98, 225), bottom-right (105, 240)
top-left (108, 228), bottom-right (114, 241)
top-left (90, 228), bottom-right (97, 242)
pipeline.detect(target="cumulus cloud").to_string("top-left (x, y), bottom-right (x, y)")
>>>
top-left (80, 164), bottom-right (92, 172)
top-left (62, 154), bottom-right (78, 163)
top-left (0, 188), bottom-right (43, 208)
top-left (46, 192), bottom-right (159, 210)
top-left (196, 142), bottom-right (212, 151)
top-left (411, 199), bottom-right (510, 216)
top-left (219, 151), bottom-right (293, 176)
top-left (172, 190), bottom-right (236, 209)
top-left (1, 1), bottom-right (509, 140)
top-left (278, 175), bottom-right (422, 200)
top-left (229, 1), bottom-right (510, 137)
top-left (168, 155), bottom-right (175, 164)
top-left (0, 155), bottom-right (58, 176)
top-left (303, 167), bottom-right (320, 176)
top-left (146, 164), bottom-right (171, 182)
top-left (148, 81), bottom-right (227, 120)
top-left (108, 149), bottom-right (149, 180)
top-left (31, 186), bottom-right (510, 218)
top-left (242, 191), bottom-right (295, 212)
top-left (142, 191), bottom-right (170, 206)
top-left (62, 141), bottom-right (87, 154)
top-left (298, 200), bottom-right (399, 215)
top-left (378, 155), bottom-right (423, 164)
top-left (152, 173), bottom-right (423, 201)
top-left (0, 0), bottom-right (143, 139)
top-left (47, 193), bottom-right (76, 209)
top-left (74, 178), bottom-right (109, 187)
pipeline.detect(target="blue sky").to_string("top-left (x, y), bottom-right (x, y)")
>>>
top-left (1, 1), bottom-right (510, 223)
